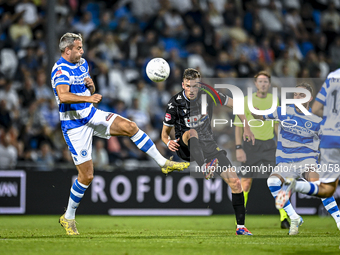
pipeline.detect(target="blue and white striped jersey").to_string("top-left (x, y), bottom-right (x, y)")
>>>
top-left (264, 105), bottom-right (322, 164)
top-left (315, 69), bottom-right (340, 148)
top-left (51, 57), bottom-right (96, 131)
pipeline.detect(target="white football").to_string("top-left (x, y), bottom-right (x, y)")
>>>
top-left (146, 58), bottom-right (170, 82)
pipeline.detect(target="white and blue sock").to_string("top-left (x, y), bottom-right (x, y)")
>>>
top-left (65, 179), bottom-right (89, 220)
top-left (130, 129), bottom-right (167, 166)
top-left (267, 176), bottom-right (300, 220)
top-left (295, 181), bottom-right (319, 196)
top-left (321, 197), bottom-right (340, 223)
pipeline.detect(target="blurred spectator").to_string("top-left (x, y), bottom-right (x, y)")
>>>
top-left (73, 11), bottom-right (96, 40)
top-left (0, 47), bottom-right (18, 79)
top-left (271, 35), bottom-right (285, 60)
top-left (321, 2), bottom-right (340, 33)
top-left (318, 52), bottom-right (329, 79)
top-left (93, 62), bottom-right (117, 102)
top-left (300, 3), bottom-right (317, 34)
top-left (15, 0), bottom-right (39, 27)
top-left (0, 100), bottom-right (12, 129)
top-left (285, 8), bottom-right (306, 40)
top-left (58, 146), bottom-right (73, 164)
top-left (0, 130), bottom-right (17, 169)
top-left (330, 36), bottom-right (340, 67)
top-left (0, 80), bottom-right (19, 120)
top-left (163, 8), bottom-right (186, 38)
top-left (9, 16), bottom-right (33, 48)
top-left (98, 32), bottom-right (123, 65)
top-left (274, 50), bottom-right (300, 77)
top-left (97, 11), bottom-right (112, 33)
top-left (258, 0), bottom-right (284, 33)
top-left (92, 139), bottom-right (109, 170)
top-left (234, 53), bottom-right (254, 78)
top-left (35, 69), bottom-right (54, 104)
top-left (286, 38), bottom-right (303, 61)
top-left (40, 99), bottom-right (60, 131)
top-left (18, 75), bottom-right (36, 108)
top-left (258, 37), bottom-right (275, 67)
top-left (127, 98), bottom-right (150, 130)
top-left (35, 142), bottom-right (54, 171)
top-left (18, 44), bottom-right (40, 80)
top-left (228, 16), bottom-right (248, 43)
top-left (133, 80), bottom-right (151, 114)
top-left (215, 51), bottom-right (234, 78)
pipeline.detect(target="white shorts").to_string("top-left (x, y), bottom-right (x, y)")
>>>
top-left (270, 158), bottom-right (318, 181)
top-left (63, 109), bottom-right (118, 165)
top-left (318, 148), bottom-right (340, 183)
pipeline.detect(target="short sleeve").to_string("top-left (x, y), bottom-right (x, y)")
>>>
top-left (264, 106), bottom-right (281, 120)
top-left (315, 80), bottom-right (328, 105)
top-left (52, 67), bottom-right (70, 87)
top-left (163, 100), bottom-right (177, 127)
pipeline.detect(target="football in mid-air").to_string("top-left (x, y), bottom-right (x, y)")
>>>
top-left (146, 58), bottom-right (170, 82)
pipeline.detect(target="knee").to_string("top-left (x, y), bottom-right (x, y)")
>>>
top-left (320, 183), bottom-right (335, 198)
top-left (127, 121), bottom-right (138, 136)
top-left (79, 173), bottom-right (93, 185)
top-left (267, 175), bottom-right (282, 188)
top-left (189, 129), bottom-right (198, 138)
top-left (229, 178), bottom-right (242, 192)
top-left (241, 178), bottom-right (252, 192)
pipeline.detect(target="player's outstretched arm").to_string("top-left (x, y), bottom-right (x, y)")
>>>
top-left (56, 84), bottom-right (102, 104)
top-left (312, 100), bottom-right (324, 117)
top-left (161, 125), bottom-right (179, 152)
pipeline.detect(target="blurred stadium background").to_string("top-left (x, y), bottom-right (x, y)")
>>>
top-left (0, 0), bottom-right (340, 216)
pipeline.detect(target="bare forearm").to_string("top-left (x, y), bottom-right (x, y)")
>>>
top-left (161, 126), bottom-right (172, 145)
top-left (59, 92), bottom-right (92, 104)
top-left (235, 126), bottom-right (243, 145)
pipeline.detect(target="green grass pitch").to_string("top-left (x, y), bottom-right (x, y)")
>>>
top-left (0, 215), bottom-right (339, 255)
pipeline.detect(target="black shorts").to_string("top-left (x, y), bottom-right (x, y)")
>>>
top-left (176, 136), bottom-right (223, 162)
top-left (238, 139), bottom-right (276, 178)
top-left (176, 136), bottom-right (231, 177)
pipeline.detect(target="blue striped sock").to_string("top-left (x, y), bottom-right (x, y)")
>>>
top-left (322, 197), bottom-right (340, 223)
top-left (267, 176), bottom-right (299, 219)
top-left (295, 181), bottom-right (319, 196)
top-left (65, 179), bottom-right (88, 220)
top-left (130, 130), bottom-right (166, 166)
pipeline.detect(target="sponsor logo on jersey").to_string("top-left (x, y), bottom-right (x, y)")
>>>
top-left (106, 113), bottom-right (114, 121)
top-left (165, 113), bottom-right (171, 121)
top-left (55, 70), bottom-right (62, 77)
top-left (184, 114), bottom-right (208, 128)
top-left (305, 121), bottom-right (312, 129)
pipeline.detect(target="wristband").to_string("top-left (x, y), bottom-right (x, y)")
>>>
top-left (167, 140), bottom-right (171, 147)
top-left (235, 145), bottom-right (243, 150)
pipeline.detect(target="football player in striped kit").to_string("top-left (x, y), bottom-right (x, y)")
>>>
top-left (265, 82), bottom-right (340, 235)
top-left (52, 33), bottom-right (190, 235)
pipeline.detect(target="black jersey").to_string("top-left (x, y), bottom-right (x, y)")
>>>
top-left (163, 87), bottom-right (229, 142)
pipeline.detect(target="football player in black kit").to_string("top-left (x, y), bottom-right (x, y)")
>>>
top-left (161, 68), bottom-right (255, 235)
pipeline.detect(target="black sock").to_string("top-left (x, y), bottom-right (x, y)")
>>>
top-left (188, 137), bottom-right (205, 166)
top-left (232, 192), bottom-right (245, 225)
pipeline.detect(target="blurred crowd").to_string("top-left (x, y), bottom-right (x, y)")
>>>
top-left (0, 0), bottom-right (340, 170)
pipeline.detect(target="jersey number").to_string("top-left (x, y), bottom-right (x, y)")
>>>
top-left (332, 90), bottom-right (338, 114)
